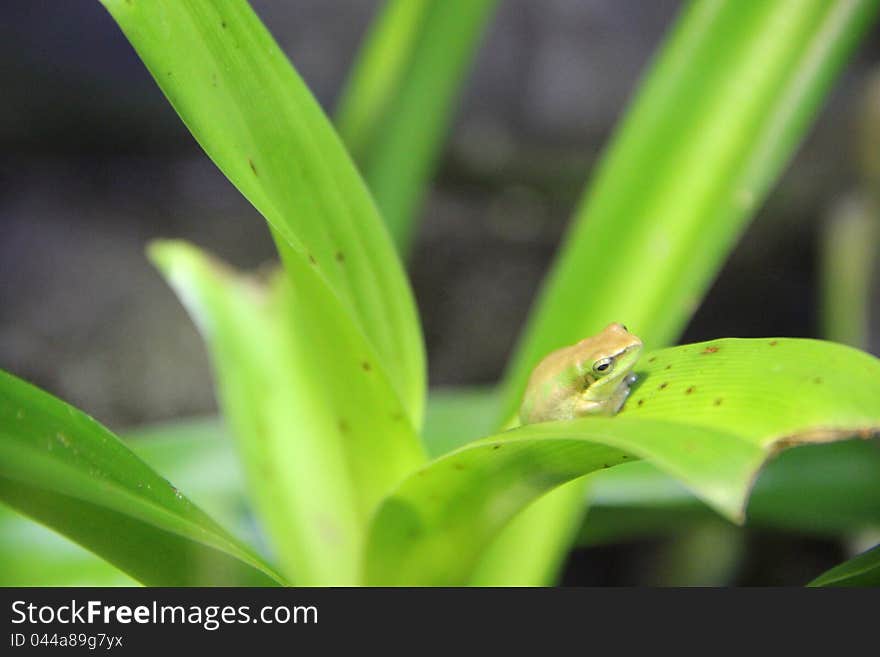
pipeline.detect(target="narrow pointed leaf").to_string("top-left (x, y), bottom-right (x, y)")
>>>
top-left (0, 370), bottom-right (284, 587)
top-left (809, 543), bottom-right (880, 587)
top-left (0, 417), bottom-right (245, 587)
top-left (100, 0), bottom-right (425, 426)
top-left (151, 240), bottom-right (424, 585)
top-left (336, 0), bottom-right (498, 252)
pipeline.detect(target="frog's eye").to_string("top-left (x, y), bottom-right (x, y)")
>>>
top-left (593, 357), bottom-right (614, 375)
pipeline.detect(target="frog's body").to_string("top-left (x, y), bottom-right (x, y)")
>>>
top-left (519, 323), bottom-right (642, 424)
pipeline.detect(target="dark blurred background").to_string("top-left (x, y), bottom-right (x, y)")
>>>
top-left (1, 0), bottom-right (878, 585)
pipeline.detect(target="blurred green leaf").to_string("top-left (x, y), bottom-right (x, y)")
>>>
top-left (0, 417), bottom-right (246, 587)
top-left (809, 543), bottom-right (880, 586)
top-left (366, 338), bottom-right (880, 585)
top-left (485, 0), bottom-right (880, 585)
top-left (422, 386), bottom-right (499, 457)
top-left (0, 370), bottom-right (283, 586)
top-left (100, 0), bottom-right (425, 427)
top-left (820, 194), bottom-right (878, 348)
top-left (151, 240), bottom-right (424, 585)
top-left (336, 0), bottom-right (498, 252)
top-left (0, 505), bottom-right (138, 587)
top-left (581, 439), bottom-right (880, 545)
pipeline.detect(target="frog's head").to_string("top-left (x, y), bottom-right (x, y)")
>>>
top-left (576, 322), bottom-right (643, 401)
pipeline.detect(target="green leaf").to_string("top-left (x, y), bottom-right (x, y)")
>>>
top-left (499, 1), bottom-right (880, 412)
top-left (582, 440), bottom-right (880, 545)
top-left (126, 417), bottom-right (254, 541)
top-left (150, 240), bottom-right (424, 585)
top-left (0, 417), bottom-right (248, 587)
top-left (365, 338), bottom-right (880, 585)
top-left (486, 0), bottom-right (880, 585)
top-left (820, 194), bottom-right (878, 348)
top-left (422, 386), bottom-right (499, 458)
top-left (0, 370), bottom-right (284, 587)
top-left (0, 505), bottom-right (138, 587)
top-left (809, 543), bottom-right (880, 587)
top-left (335, 0), bottom-right (498, 253)
top-left (99, 0), bottom-right (425, 427)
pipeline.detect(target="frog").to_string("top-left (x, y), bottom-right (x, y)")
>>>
top-left (518, 322), bottom-right (643, 424)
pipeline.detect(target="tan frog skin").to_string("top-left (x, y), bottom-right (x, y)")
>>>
top-left (518, 323), bottom-right (643, 424)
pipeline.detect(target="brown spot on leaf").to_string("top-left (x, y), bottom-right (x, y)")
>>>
top-left (714, 398), bottom-right (723, 406)
top-left (769, 340), bottom-right (778, 346)
top-left (770, 427), bottom-right (878, 455)
top-left (390, 411), bottom-right (404, 422)
top-left (685, 386), bottom-right (695, 395)
top-left (637, 399), bottom-right (644, 407)
top-left (453, 463), bottom-right (466, 471)
top-left (648, 356), bottom-right (657, 363)
top-left (492, 444), bottom-right (502, 450)
top-left (361, 361), bottom-right (371, 372)
top-left (665, 364), bottom-right (672, 370)
top-left (659, 382), bottom-right (668, 390)
top-left (248, 158), bottom-right (258, 176)
top-left (701, 346), bottom-right (719, 354)
top-left (335, 251), bottom-right (345, 263)
top-left (813, 377), bottom-right (823, 384)
top-left (308, 253), bottom-right (317, 265)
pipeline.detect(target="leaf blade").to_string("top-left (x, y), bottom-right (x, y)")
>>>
top-left (809, 543), bottom-right (880, 587)
top-left (336, 0), bottom-right (499, 252)
top-left (485, 0), bottom-right (880, 585)
top-left (100, 0), bottom-right (425, 426)
top-left (0, 370), bottom-right (283, 586)
top-left (151, 240), bottom-right (424, 585)
top-left (366, 338), bottom-right (880, 585)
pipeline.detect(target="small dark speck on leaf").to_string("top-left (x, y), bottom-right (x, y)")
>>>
top-left (659, 382), bottom-right (668, 390)
top-left (701, 346), bottom-right (719, 354)
top-left (769, 340), bottom-right (778, 346)
top-left (338, 419), bottom-right (350, 433)
top-left (362, 361), bottom-right (371, 372)
top-left (308, 253), bottom-right (317, 265)
top-left (453, 463), bottom-right (466, 471)
top-left (248, 158), bottom-right (258, 176)
top-left (221, 20), bottom-right (227, 28)
top-left (714, 398), bottom-right (723, 406)
top-left (685, 386), bottom-right (695, 395)
top-left (648, 356), bottom-right (656, 363)
top-left (335, 251), bottom-right (345, 263)
top-left (813, 377), bottom-right (823, 384)
top-left (637, 399), bottom-right (644, 406)
top-left (390, 412), bottom-right (404, 422)
top-left (665, 364), bottom-right (672, 370)
top-left (492, 444), bottom-right (502, 450)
